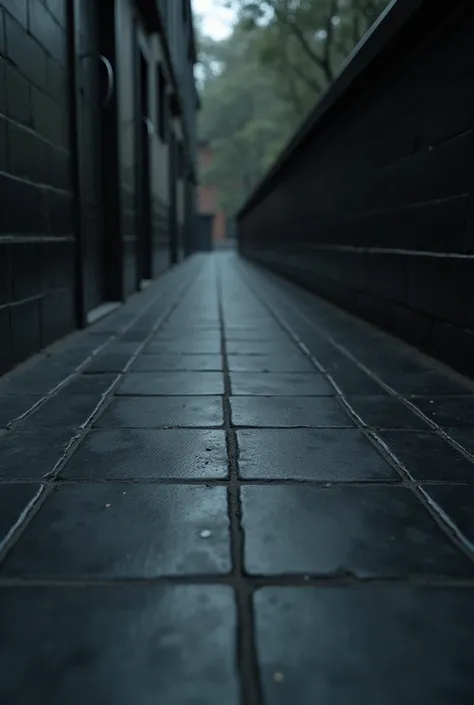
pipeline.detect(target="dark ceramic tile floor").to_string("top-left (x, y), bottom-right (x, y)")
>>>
top-left (0, 253), bottom-right (474, 705)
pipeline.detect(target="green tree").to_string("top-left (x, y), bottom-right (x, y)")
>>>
top-left (195, 1), bottom-right (391, 214)
top-left (196, 24), bottom-right (294, 215)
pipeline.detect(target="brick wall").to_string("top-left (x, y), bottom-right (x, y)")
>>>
top-left (238, 0), bottom-right (474, 377)
top-left (197, 142), bottom-right (227, 244)
top-left (0, 0), bottom-right (74, 375)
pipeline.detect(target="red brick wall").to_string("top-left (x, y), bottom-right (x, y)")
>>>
top-left (197, 143), bottom-right (226, 243)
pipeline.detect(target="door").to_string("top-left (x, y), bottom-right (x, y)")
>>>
top-left (69, 0), bottom-right (120, 324)
top-left (134, 43), bottom-right (153, 286)
top-left (197, 215), bottom-right (214, 251)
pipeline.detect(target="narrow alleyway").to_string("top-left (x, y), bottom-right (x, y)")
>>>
top-left (1, 252), bottom-right (474, 704)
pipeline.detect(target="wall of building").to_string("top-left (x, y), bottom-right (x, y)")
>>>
top-left (0, 0), bottom-right (74, 376)
top-left (0, 0), bottom-right (199, 377)
top-left (238, 0), bottom-right (474, 377)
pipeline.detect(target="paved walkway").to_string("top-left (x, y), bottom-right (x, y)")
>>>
top-left (1, 253), bottom-right (474, 704)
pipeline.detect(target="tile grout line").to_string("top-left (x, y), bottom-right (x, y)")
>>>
top-left (2, 573), bottom-right (474, 589)
top-left (0, 266), bottom-right (207, 565)
top-left (216, 259), bottom-right (263, 705)
top-left (237, 261), bottom-right (474, 565)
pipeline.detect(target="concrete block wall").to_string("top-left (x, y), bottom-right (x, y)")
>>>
top-left (238, 0), bottom-right (474, 377)
top-left (0, 0), bottom-right (74, 374)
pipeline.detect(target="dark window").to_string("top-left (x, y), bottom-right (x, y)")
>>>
top-left (182, 0), bottom-right (187, 22)
top-left (157, 64), bottom-right (166, 143)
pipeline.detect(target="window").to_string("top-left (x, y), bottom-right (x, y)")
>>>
top-left (156, 64), bottom-right (166, 143)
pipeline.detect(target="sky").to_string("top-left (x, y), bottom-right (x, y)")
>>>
top-left (191, 0), bottom-right (235, 40)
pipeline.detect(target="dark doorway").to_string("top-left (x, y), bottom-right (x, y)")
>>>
top-left (197, 215), bottom-right (214, 251)
top-left (68, 0), bottom-right (121, 325)
top-left (134, 45), bottom-right (153, 287)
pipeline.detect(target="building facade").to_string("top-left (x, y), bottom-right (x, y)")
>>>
top-left (0, 0), bottom-right (199, 376)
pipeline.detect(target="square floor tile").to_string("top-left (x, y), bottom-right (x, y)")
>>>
top-left (84, 354), bottom-right (131, 373)
top-left (225, 329), bottom-right (287, 341)
top-left (131, 355), bottom-right (223, 372)
top-left (63, 375), bottom-right (119, 395)
top-left (377, 431), bottom-right (474, 481)
top-left (241, 485), bottom-right (472, 576)
top-left (384, 370), bottom-right (473, 397)
top-left (153, 331), bottom-right (221, 344)
top-left (254, 586), bottom-right (474, 705)
top-left (24, 394), bottom-right (105, 428)
top-left (94, 397), bottom-right (224, 428)
top-left (238, 429), bottom-right (398, 481)
top-left (226, 341), bottom-right (300, 355)
top-left (329, 367), bottom-right (388, 395)
top-left (0, 584), bottom-right (238, 705)
top-left (230, 373), bottom-right (333, 396)
top-left (422, 485), bottom-right (474, 545)
top-left (61, 429), bottom-right (228, 480)
top-left (116, 372), bottom-right (224, 396)
top-left (345, 396), bottom-right (430, 430)
top-left (0, 427), bottom-right (77, 479)
top-left (144, 341), bottom-right (222, 354)
top-left (228, 356), bottom-right (314, 373)
top-left (447, 429), bottom-right (474, 456)
top-left (230, 397), bottom-right (353, 428)
top-left (0, 484), bottom-right (40, 544)
top-left (1, 484), bottom-right (231, 578)
top-left (0, 395), bottom-right (43, 427)
top-left (412, 396), bottom-right (474, 429)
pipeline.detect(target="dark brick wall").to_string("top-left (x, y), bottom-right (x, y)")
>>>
top-left (0, 0), bottom-right (74, 375)
top-left (238, 0), bottom-right (474, 377)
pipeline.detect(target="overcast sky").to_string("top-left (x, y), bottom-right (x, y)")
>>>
top-left (191, 0), bottom-right (235, 39)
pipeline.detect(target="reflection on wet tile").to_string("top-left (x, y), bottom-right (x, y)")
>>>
top-left (242, 485), bottom-right (472, 577)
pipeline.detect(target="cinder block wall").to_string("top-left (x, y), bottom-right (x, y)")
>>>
top-left (0, 0), bottom-right (74, 374)
top-left (238, 0), bottom-right (474, 377)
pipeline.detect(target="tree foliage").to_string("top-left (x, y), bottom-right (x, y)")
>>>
top-left (196, 0), bottom-right (390, 215)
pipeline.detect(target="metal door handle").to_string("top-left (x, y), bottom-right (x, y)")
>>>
top-left (79, 53), bottom-right (114, 107)
top-left (99, 54), bottom-right (114, 107)
top-left (143, 117), bottom-right (154, 136)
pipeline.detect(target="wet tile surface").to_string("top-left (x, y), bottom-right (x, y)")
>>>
top-left (254, 586), bottom-right (474, 705)
top-left (144, 340), bottom-right (222, 354)
top-left (24, 393), bottom-right (106, 428)
top-left (1, 484), bottom-right (231, 578)
top-left (1, 254), bottom-right (473, 704)
top-left (226, 340), bottom-right (300, 355)
top-left (0, 394), bottom-right (43, 426)
top-left (131, 354), bottom-right (223, 371)
top-left (0, 484), bottom-right (40, 543)
top-left (94, 396), bottom-right (224, 428)
top-left (83, 354), bottom-right (131, 373)
top-left (230, 396), bottom-right (354, 427)
top-left (423, 485), bottom-right (474, 545)
top-left (378, 431), bottom-right (474, 482)
top-left (0, 427), bottom-right (77, 479)
top-left (230, 372), bottom-right (334, 396)
top-left (116, 372), bottom-right (224, 396)
top-left (228, 355), bottom-right (314, 372)
top-left (61, 429), bottom-right (228, 480)
top-left (412, 396), bottom-right (474, 429)
top-left (384, 370), bottom-right (473, 397)
top-left (241, 485), bottom-right (473, 577)
top-left (345, 395), bottom-right (430, 429)
top-left (0, 584), bottom-right (238, 705)
top-left (238, 429), bottom-right (399, 481)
